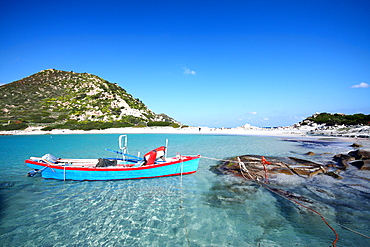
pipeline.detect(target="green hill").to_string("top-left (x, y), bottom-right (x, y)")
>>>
top-left (0, 69), bottom-right (178, 130)
top-left (302, 113), bottom-right (370, 126)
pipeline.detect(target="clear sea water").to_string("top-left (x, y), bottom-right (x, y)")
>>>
top-left (0, 133), bottom-right (369, 246)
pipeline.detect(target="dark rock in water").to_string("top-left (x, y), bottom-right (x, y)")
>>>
top-left (348, 149), bottom-right (370, 160)
top-left (0, 182), bottom-right (15, 189)
top-left (305, 151), bottom-right (316, 156)
top-left (333, 154), bottom-right (354, 170)
top-left (350, 160), bottom-right (364, 169)
top-left (348, 150), bottom-right (359, 159)
top-left (287, 157), bottom-right (322, 167)
top-left (213, 155), bottom-right (330, 181)
top-left (214, 148), bottom-right (370, 183)
top-left (333, 154), bottom-right (352, 161)
top-left (361, 160), bottom-right (370, 170)
top-left (326, 171), bottom-right (343, 179)
top-left (350, 143), bottom-right (363, 148)
top-left (333, 149), bottom-right (370, 170)
top-left (350, 160), bottom-right (370, 170)
top-left (269, 187), bottom-right (313, 204)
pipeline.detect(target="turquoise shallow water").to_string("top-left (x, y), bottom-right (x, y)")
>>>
top-left (0, 133), bottom-right (369, 246)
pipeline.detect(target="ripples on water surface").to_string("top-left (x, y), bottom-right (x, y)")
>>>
top-left (0, 134), bottom-right (369, 246)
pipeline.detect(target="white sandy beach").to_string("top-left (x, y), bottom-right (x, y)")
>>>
top-left (0, 125), bottom-right (308, 136)
top-left (2, 125), bottom-right (370, 147)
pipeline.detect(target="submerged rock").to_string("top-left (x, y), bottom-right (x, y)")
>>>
top-left (348, 149), bottom-right (370, 160)
top-left (333, 154), bottom-right (354, 170)
top-left (334, 149), bottom-right (370, 170)
top-left (326, 171), bottom-right (343, 179)
top-left (350, 143), bottom-right (363, 148)
top-left (213, 149), bottom-right (369, 183)
top-left (305, 151), bottom-right (316, 156)
top-left (213, 155), bottom-right (329, 182)
top-left (350, 160), bottom-right (370, 170)
top-left (0, 182), bottom-right (15, 188)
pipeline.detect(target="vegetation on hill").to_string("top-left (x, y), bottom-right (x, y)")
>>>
top-left (0, 69), bottom-right (179, 131)
top-left (303, 113), bottom-right (370, 126)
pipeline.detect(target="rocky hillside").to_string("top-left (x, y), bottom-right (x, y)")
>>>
top-left (301, 112), bottom-right (370, 126)
top-left (0, 69), bottom-right (177, 129)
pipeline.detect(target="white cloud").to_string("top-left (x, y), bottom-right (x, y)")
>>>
top-left (183, 67), bottom-right (196, 75)
top-left (351, 82), bottom-right (369, 88)
top-left (248, 112), bottom-right (257, 115)
top-left (263, 118), bottom-right (269, 121)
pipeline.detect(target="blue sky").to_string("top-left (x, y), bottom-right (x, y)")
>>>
top-left (1, 0), bottom-right (369, 127)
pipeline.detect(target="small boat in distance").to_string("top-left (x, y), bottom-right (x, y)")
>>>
top-left (25, 135), bottom-right (201, 181)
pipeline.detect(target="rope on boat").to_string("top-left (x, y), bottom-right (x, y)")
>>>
top-left (201, 156), bottom-right (370, 244)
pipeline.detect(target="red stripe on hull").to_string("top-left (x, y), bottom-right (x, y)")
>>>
top-left (39, 170), bottom-right (197, 181)
top-left (25, 155), bottom-right (200, 172)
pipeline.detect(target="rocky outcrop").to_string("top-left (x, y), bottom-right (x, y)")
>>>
top-left (350, 160), bottom-right (370, 170)
top-left (333, 154), bottom-right (354, 170)
top-left (348, 149), bottom-right (370, 160)
top-left (213, 149), bottom-right (370, 182)
top-left (305, 151), bottom-right (316, 156)
top-left (350, 143), bottom-right (363, 148)
top-left (347, 149), bottom-right (370, 170)
top-left (213, 155), bottom-right (333, 182)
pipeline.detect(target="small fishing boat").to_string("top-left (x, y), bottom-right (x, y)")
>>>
top-left (25, 135), bottom-right (201, 181)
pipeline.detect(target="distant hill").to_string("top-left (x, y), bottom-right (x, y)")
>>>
top-left (300, 113), bottom-right (370, 126)
top-left (0, 69), bottom-right (179, 130)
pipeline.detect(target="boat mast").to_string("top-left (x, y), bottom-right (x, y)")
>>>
top-left (119, 135), bottom-right (128, 160)
top-left (165, 139), bottom-right (168, 159)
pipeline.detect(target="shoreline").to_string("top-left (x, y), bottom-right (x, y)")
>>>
top-left (1, 126), bottom-right (369, 145)
top-left (0, 126), bottom-right (317, 137)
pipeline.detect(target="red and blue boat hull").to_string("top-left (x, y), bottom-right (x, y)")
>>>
top-left (25, 155), bottom-right (200, 181)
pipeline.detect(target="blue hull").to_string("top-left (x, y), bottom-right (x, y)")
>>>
top-left (26, 156), bottom-right (200, 181)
